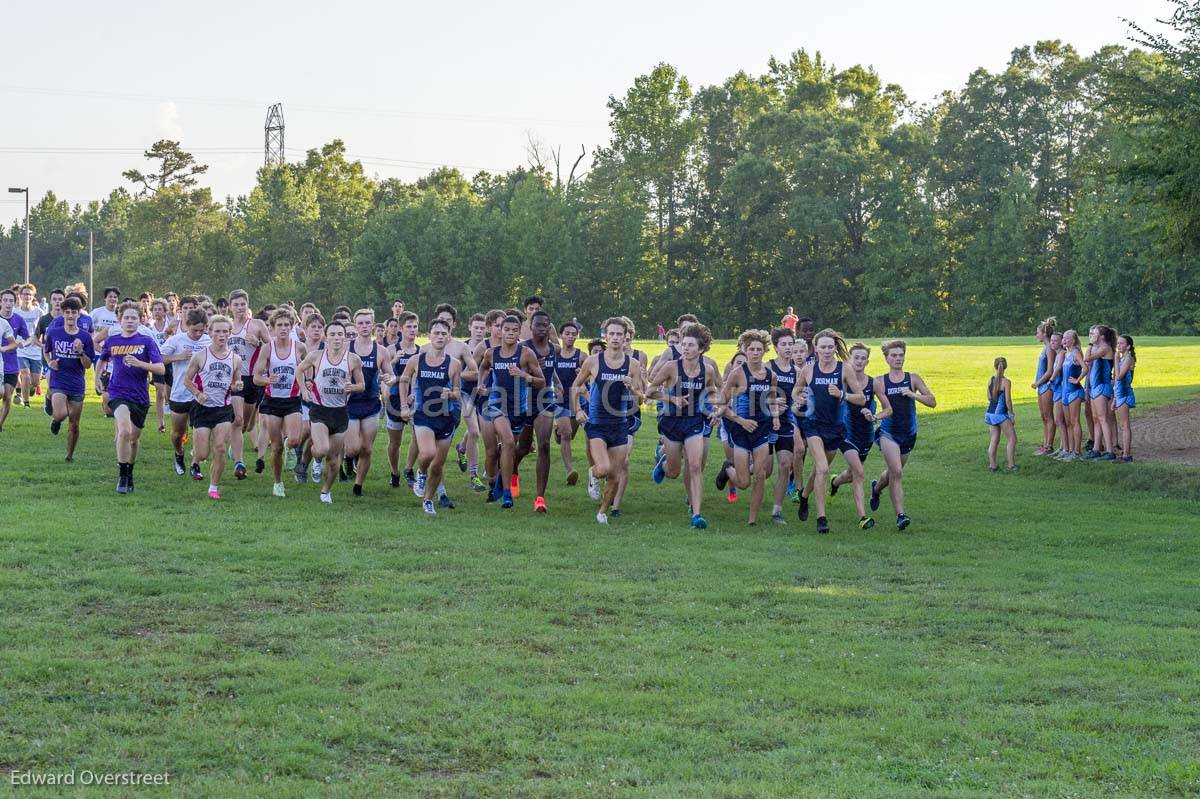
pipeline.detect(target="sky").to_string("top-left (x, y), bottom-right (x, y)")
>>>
top-left (0, 0), bottom-right (1168, 214)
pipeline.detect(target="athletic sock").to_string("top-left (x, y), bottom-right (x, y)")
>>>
top-left (469, 465), bottom-right (478, 476)
top-left (208, 484), bottom-right (218, 493)
top-left (772, 504), bottom-right (782, 515)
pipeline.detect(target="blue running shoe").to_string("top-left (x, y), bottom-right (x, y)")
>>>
top-left (501, 491), bottom-right (513, 509)
top-left (652, 454), bottom-right (666, 484)
top-left (869, 480), bottom-right (881, 512)
top-left (691, 513), bottom-right (707, 529)
top-left (438, 493), bottom-right (455, 509)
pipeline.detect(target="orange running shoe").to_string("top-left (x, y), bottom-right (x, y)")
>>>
top-left (511, 473), bottom-right (521, 498)
top-left (534, 496), bottom-right (547, 513)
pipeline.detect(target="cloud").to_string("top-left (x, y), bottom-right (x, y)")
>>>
top-left (158, 101), bottom-right (184, 140)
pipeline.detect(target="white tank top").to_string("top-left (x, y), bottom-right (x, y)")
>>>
top-left (265, 339), bottom-right (300, 398)
top-left (313, 349), bottom-right (350, 408)
top-left (193, 347), bottom-right (236, 407)
top-left (229, 319), bottom-right (258, 365)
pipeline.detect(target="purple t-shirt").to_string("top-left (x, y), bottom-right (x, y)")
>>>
top-left (44, 326), bottom-right (95, 395)
top-left (47, 313), bottom-right (93, 335)
top-left (99, 333), bottom-right (162, 406)
top-left (0, 312), bottom-right (30, 373)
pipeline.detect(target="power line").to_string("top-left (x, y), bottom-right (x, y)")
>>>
top-left (0, 84), bottom-right (599, 128)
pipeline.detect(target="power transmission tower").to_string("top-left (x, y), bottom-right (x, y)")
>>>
top-left (264, 103), bottom-right (285, 166)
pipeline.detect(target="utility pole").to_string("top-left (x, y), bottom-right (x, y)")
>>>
top-left (264, 103), bottom-right (285, 167)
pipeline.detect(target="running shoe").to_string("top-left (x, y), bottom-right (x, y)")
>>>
top-left (1085, 438), bottom-right (1094, 453)
top-left (1007, 465), bottom-right (1020, 472)
top-left (390, 472), bottom-right (401, 488)
top-left (829, 477), bottom-right (839, 497)
top-left (50, 419), bottom-right (62, 436)
top-left (654, 440), bottom-right (663, 462)
top-left (404, 468), bottom-right (415, 488)
top-left (1098, 452), bottom-right (1116, 462)
top-left (116, 474), bottom-right (129, 495)
top-left (715, 460), bottom-right (731, 491)
top-left (175, 453), bottom-right (186, 476)
top-left (859, 516), bottom-right (875, 530)
top-left (727, 487), bottom-right (738, 503)
top-left (295, 460), bottom-right (309, 484)
top-left (534, 496), bottom-right (547, 513)
top-left (208, 488), bottom-right (221, 500)
top-left (319, 491), bottom-right (332, 504)
top-left (470, 474), bottom-right (486, 492)
top-left (897, 513), bottom-right (911, 531)
top-left (511, 473), bottom-right (521, 498)
top-left (234, 461), bottom-right (247, 480)
top-left (191, 463), bottom-right (203, 481)
top-left (312, 460), bottom-right (323, 480)
top-left (816, 516), bottom-right (830, 534)
top-left (1082, 450), bottom-right (1101, 461)
top-left (255, 457), bottom-right (266, 474)
top-left (652, 454), bottom-right (666, 484)
top-left (596, 511), bottom-right (608, 524)
top-left (438, 492), bottom-right (455, 509)
top-left (501, 491), bottom-right (513, 509)
top-left (609, 508), bottom-right (621, 518)
top-left (157, 423), bottom-right (165, 433)
top-left (285, 447), bottom-right (297, 470)
top-left (457, 446), bottom-right (467, 472)
top-left (413, 472), bottom-right (427, 498)
top-left (566, 469), bottom-right (578, 486)
top-left (44, 396), bottom-right (52, 416)
top-left (869, 480), bottom-right (880, 511)
top-left (690, 514), bottom-right (707, 529)
top-left (352, 484), bottom-right (363, 497)
top-left (771, 511), bottom-right (786, 525)
top-left (587, 474), bottom-right (601, 501)
top-left (423, 499), bottom-right (436, 515)
top-left (273, 482), bottom-right (286, 498)
top-left (797, 493), bottom-right (809, 522)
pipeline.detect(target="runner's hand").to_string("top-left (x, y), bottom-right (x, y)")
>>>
top-left (738, 418), bottom-right (757, 433)
top-left (828, 384), bottom-right (842, 399)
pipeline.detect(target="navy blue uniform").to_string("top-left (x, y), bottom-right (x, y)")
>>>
top-left (523, 337), bottom-right (561, 417)
top-left (412, 351), bottom-right (461, 440)
top-left (840, 375), bottom-right (875, 461)
top-left (723, 363), bottom-right (774, 451)
top-left (768, 359), bottom-right (797, 453)
top-left (386, 344), bottom-right (419, 426)
top-left (878, 372), bottom-right (917, 454)
top-left (486, 344), bottom-right (533, 434)
top-left (586, 353), bottom-right (633, 448)
top-left (348, 341), bottom-right (382, 420)
top-left (657, 359), bottom-right (707, 444)
top-left (805, 361), bottom-right (845, 450)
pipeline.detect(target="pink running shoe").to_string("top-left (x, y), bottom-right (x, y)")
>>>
top-left (208, 488), bottom-right (221, 500)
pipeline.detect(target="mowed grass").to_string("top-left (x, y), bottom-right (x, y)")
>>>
top-left (1, 337), bottom-right (1198, 798)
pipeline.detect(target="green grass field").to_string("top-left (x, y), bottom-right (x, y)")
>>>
top-left (2, 337), bottom-right (1198, 797)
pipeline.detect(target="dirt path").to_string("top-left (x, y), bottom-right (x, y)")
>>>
top-left (1131, 397), bottom-right (1200, 466)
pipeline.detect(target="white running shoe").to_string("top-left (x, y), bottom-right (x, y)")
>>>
top-left (587, 472), bottom-right (601, 501)
top-left (596, 512), bottom-right (608, 524)
top-left (423, 499), bottom-right (436, 515)
top-left (312, 460), bottom-right (324, 480)
top-left (413, 472), bottom-right (426, 498)
top-left (319, 491), bottom-right (332, 504)
top-left (273, 482), bottom-right (286, 498)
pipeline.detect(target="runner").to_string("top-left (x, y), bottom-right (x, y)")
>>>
top-left (160, 307), bottom-right (212, 475)
top-left (227, 289), bottom-right (271, 479)
top-left (452, 313), bottom-right (488, 491)
top-left (42, 296), bottom-right (94, 461)
top-left (552, 319), bottom-right (584, 486)
top-left (1083, 324), bottom-right (1118, 461)
top-left (1031, 317), bottom-right (1058, 455)
top-left (344, 309), bottom-right (390, 497)
top-left (293, 312), bottom-right (327, 483)
top-left (0, 289), bottom-right (31, 429)
top-left (985, 356), bottom-right (1017, 472)
top-left (34, 288), bottom-right (65, 414)
top-left (781, 306), bottom-right (799, 334)
top-left (714, 330), bottom-right (780, 526)
top-left (15, 284), bottom-right (43, 406)
top-left (254, 308), bottom-right (307, 498)
top-left (766, 327), bottom-right (800, 524)
top-left (396, 318), bottom-right (463, 514)
top-left (572, 317), bottom-right (644, 524)
top-left (829, 342), bottom-right (889, 529)
top-left (385, 311), bottom-right (420, 488)
top-left (869, 339), bottom-right (937, 530)
top-left (477, 314), bottom-right (545, 508)
top-left (182, 314), bottom-right (241, 499)
top-left (298, 319), bottom-right (365, 504)
top-left (647, 322), bottom-right (721, 528)
top-left (793, 329), bottom-right (868, 534)
top-left (96, 302), bottom-right (165, 494)
top-left (608, 319), bottom-right (648, 516)
top-left (1113, 334), bottom-right (1136, 463)
top-left (515, 309), bottom-right (561, 513)
top-left (90, 287), bottom-right (121, 346)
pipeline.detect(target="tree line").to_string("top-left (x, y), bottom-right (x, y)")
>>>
top-left (3, 7), bottom-right (1199, 337)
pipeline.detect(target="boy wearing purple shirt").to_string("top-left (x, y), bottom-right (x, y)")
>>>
top-left (0, 288), bottom-right (30, 431)
top-left (44, 296), bottom-right (95, 460)
top-left (96, 302), bottom-right (165, 494)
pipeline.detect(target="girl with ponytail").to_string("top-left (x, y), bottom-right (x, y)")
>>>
top-left (1113, 335), bottom-right (1137, 463)
top-left (985, 356), bottom-right (1016, 471)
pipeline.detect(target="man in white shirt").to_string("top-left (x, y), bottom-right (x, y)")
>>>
top-left (160, 307), bottom-right (212, 475)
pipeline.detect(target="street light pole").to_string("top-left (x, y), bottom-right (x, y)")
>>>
top-left (7, 187), bottom-right (29, 283)
top-left (88, 230), bottom-right (94, 304)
